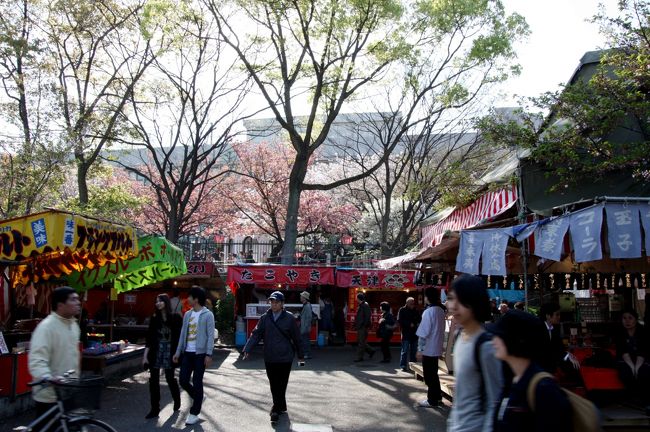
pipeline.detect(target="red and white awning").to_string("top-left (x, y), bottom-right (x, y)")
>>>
top-left (421, 187), bottom-right (518, 248)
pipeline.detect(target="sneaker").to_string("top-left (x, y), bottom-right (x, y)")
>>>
top-left (401, 367), bottom-right (409, 372)
top-left (186, 414), bottom-right (200, 425)
top-left (418, 400), bottom-right (434, 408)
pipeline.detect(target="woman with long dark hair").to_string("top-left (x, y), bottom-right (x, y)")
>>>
top-left (143, 293), bottom-right (182, 419)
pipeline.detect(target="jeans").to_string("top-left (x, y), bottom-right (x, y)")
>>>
top-left (422, 355), bottom-right (441, 403)
top-left (179, 352), bottom-right (206, 415)
top-left (265, 362), bottom-right (292, 413)
top-left (150, 367), bottom-right (181, 411)
top-left (400, 338), bottom-right (418, 369)
top-left (301, 332), bottom-right (311, 357)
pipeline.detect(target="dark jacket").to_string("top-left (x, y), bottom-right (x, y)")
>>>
top-left (539, 323), bottom-right (565, 373)
top-left (355, 301), bottom-right (372, 330)
top-left (495, 364), bottom-right (572, 432)
top-left (244, 309), bottom-right (303, 363)
top-left (145, 313), bottom-right (182, 365)
top-left (397, 306), bottom-right (420, 340)
top-left (615, 324), bottom-right (648, 361)
top-left (379, 311), bottom-right (396, 340)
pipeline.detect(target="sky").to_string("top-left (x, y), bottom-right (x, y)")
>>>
top-left (495, 0), bottom-right (615, 106)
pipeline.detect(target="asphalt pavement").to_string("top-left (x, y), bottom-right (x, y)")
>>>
top-left (1, 345), bottom-right (449, 432)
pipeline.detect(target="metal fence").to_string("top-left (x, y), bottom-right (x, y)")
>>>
top-left (176, 239), bottom-right (380, 268)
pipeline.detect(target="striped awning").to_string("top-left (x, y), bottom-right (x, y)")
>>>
top-left (421, 187), bottom-right (518, 248)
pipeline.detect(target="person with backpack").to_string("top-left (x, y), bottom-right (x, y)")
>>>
top-left (415, 287), bottom-right (446, 408)
top-left (378, 301), bottom-right (396, 363)
top-left (446, 275), bottom-right (503, 432)
top-left (490, 310), bottom-right (573, 432)
top-left (242, 291), bottom-right (304, 424)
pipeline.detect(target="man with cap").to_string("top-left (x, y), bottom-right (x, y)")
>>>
top-left (299, 291), bottom-right (313, 359)
top-left (354, 292), bottom-right (376, 362)
top-left (242, 291), bottom-right (304, 424)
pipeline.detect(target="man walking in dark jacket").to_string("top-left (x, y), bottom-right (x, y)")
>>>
top-left (397, 297), bottom-right (420, 372)
top-left (354, 293), bottom-right (376, 362)
top-left (243, 291), bottom-right (304, 424)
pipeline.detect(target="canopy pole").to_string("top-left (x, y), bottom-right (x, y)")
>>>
top-left (110, 300), bottom-right (115, 342)
top-left (516, 156), bottom-right (529, 311)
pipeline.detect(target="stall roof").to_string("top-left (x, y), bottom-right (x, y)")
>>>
top-left (65, 235), bottom-right (186, 293)
top-left (0, 209), bottom-right (138, 284)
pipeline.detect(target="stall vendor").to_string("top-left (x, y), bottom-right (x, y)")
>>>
top-left (539, 303), bottom-right (581, 383)
top-left (615, 309), bottom-right (650, 399)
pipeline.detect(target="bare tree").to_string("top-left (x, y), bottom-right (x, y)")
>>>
top-left (207, 0), bottom-right (528, 263)
top-left (110, 10), bottom-right (255, 242)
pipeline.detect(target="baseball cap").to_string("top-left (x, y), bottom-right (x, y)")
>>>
top-left (268, 291), bottom-right (285, 302)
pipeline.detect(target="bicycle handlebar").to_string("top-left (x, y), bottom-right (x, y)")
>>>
top-left (27, 369), bottom-right (77, 387)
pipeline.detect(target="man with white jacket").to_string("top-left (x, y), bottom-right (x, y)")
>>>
top-left (29, 287), bottom-right (81, 418)
top-left (415, 287), bottom-right (446, 408)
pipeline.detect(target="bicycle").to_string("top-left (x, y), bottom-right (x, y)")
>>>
top-left (14, 371), bottom-right (117, 432)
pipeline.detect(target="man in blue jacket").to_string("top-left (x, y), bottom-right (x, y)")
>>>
top-left (243, 291), bottom-right (304, 423)
top-left (173, 286), bottom-right (215, 425)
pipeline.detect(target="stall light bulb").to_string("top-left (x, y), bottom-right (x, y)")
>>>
top-left (173, 281), bottom-right (178, 285)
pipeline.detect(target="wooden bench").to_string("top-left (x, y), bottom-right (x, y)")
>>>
top-left (409, 360), bottom-right (455, 401)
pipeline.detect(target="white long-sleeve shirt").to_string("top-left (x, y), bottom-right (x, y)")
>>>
top-left (416, 305), bottom-right (445, 357)
top-left (28, 312), bottom-right (80, 403)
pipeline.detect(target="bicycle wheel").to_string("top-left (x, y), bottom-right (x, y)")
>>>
top-left (54, 417), bottom-right (118, 432)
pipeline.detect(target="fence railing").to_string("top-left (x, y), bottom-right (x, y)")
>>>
top-left (176, 239), bottom-right (381, 268)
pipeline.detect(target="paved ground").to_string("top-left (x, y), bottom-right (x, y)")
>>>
top-left (2, 346), bottom-right (449, 432)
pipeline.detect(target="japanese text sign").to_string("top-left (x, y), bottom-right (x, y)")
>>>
top-left (335, 269), bottom-right (418, 289)
top-left (605, 204), bottom-right (642, 259)
top-left (226, 265), bottom-right (335, 286)
top-left (569, 204), bottom-right (604, 263)
top-left (534, 216), bottom-right (570, 261)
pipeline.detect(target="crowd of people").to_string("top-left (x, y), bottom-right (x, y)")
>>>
top-left (27, 277), bottom-right (649, 430)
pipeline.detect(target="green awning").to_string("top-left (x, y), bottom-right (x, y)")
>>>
top-left (67, 235), bottom-right (187, 293)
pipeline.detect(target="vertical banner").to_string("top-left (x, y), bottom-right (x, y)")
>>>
top-left (455, 231), bottom-right (484, 275)
top-left (605, 204), bottom-right (642, 259)
top-left (639, 203), bottom-right (650, 254)
top-left (569, 204), bottom-right (604, 262)
top-left (481, 230), bottom-right (510, 276)
top-left (534, 216), bottom-right (570, 261)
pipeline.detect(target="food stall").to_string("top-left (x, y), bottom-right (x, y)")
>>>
top-left (335, 268), bottom-right (422, 344)
top-left (227, 264), bottom-right (335, 342)
top-left (0, 209), bottom-right (139, 406)
top-left (65, 235), bottom-right (187, 372)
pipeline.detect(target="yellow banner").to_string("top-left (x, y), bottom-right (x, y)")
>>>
top-left (0, 210), bottom-right (137, 262)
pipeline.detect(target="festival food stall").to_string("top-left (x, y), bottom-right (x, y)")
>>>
top-left (336, 268), bottom-right (422, 344)
top-left (65, 235), bottom-right (187, 375)
top-left (227, 264), bottom-right (334, 342)
top-left (0, 209), bottom-right (138, 401)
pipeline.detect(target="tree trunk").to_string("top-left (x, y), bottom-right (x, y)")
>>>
top-left (77, 161), bottom-right (89, 206)
top-left (280, 151), bottom-right (309, 264)
top-left (167, 211), bottom-right (179, 243)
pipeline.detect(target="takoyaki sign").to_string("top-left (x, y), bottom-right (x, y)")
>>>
top-left (336, 269), bottom-right (418, 290)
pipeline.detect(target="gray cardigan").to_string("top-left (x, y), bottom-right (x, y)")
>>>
top-left (175, 307), bottom-right (215, 357)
